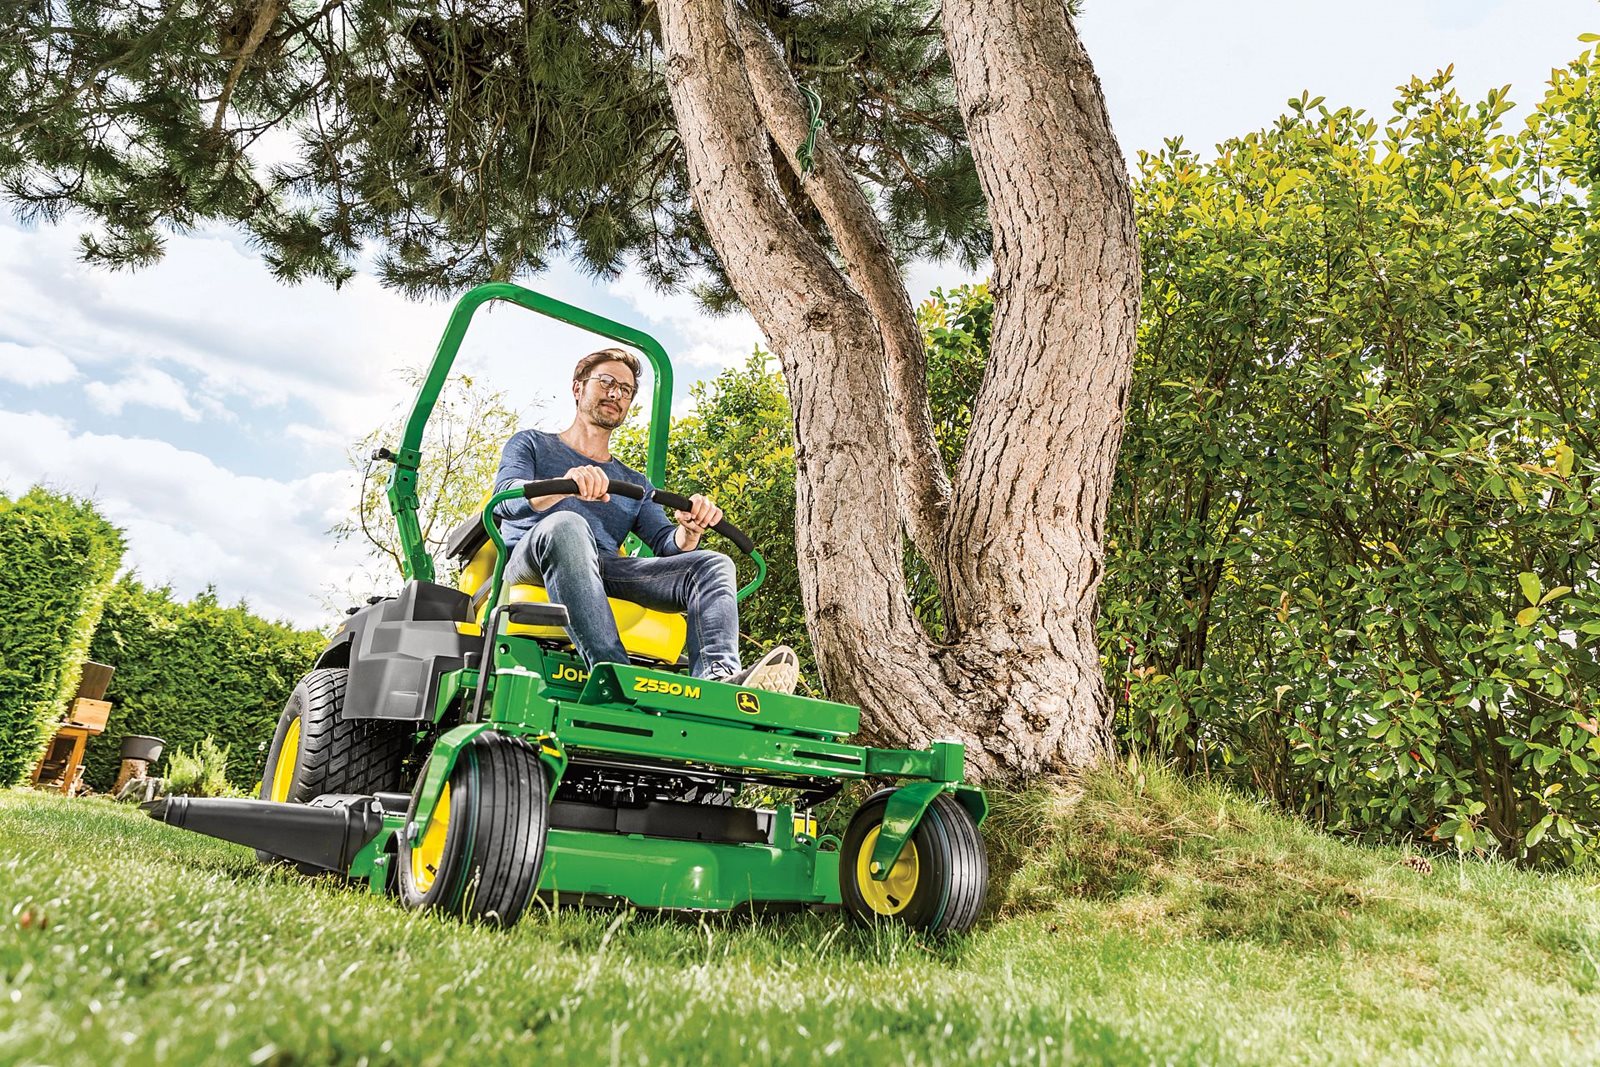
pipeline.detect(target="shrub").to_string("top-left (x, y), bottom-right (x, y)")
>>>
top-left (163, 737), bottom-right (240, 797)
top-left (1106, 64), bottom-right (1600, 864)
top-left (0, 488), bottom-right (124, 786)
top-left (83, 580), bottom-right (324, 792)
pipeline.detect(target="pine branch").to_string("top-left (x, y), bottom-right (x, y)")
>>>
top-left (212, 0), bottom-right (283, 136)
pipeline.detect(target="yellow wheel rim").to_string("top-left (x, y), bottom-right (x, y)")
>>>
top-left (856, 826), bottom-right (920, 915)
top-left (268, 716), bottom-right (301, 803)
top-left (410, 782), bottom-right (452, 895)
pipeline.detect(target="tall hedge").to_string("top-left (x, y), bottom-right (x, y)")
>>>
top-left (83, 580), bottom-right (325, 791)
top-left (1104, 65), bottom-right (1600, 864)
top-left (0, 487), bottom-right (125, 786)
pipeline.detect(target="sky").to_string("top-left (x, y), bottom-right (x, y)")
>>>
top-left (1, 0), bottom-right (1594, 628)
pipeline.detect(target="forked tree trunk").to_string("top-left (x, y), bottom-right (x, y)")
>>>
top-left (656, 0), bottom-right (1138, 778)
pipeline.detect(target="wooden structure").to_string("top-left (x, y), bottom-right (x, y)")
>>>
top-left (29, 662), bottom-right (115, 794)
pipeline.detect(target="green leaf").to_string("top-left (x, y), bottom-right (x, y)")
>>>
top-left (1518, 572), bottom-right (1541, 606)
top-left (1516, 606), bottom-right (1540, 627)
top-left (1525, 814), bottom-right (1553, 848)
top-left (1554, 442), bottom-right (1575, 478)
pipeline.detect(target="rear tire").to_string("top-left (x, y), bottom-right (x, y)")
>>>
top-left (259, 668), bottom-right (411, 803)
top-left (396, 735), bottom-right (549, 926)
top-left (257, 668), bottom-right (411, 865)
top-left (839, 790), bottom-right (988, 935)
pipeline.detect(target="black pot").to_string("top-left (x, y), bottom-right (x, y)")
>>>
top-left (119, 735), bottom-right (165, 763)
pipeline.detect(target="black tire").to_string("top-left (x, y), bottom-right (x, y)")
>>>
top-left (257, 668), bottom-right (411, 866)
top-left (396, 735), bottom-right (549, 926)
top-left (259, 668), bottom-right (411, 804)
top-left (839, 789), bottom-right (988, 935)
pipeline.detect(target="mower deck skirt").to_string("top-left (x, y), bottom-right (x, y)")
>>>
top-left (537, 828), bottom-right (842, 910)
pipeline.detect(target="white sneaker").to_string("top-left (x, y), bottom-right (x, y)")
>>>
top-left (727, 645), bottom-right (799, 695)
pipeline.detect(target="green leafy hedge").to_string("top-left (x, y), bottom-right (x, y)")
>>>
top-left (83, 581), bottom-right (324, 792)
top-left (0, 488), bottom-right (125, 786)
top-left (1104, 64), bottom-right (1600, 864)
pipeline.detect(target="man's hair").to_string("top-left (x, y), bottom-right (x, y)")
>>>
top-left (573, 347), bottom-right (642, 387)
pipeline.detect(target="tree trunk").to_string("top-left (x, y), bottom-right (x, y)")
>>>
top-left (656, 0), bottom-right (1138, 778)
top-left (737, 15), bottom-right (951, 572)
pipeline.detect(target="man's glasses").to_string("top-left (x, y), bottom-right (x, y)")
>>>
top-left (581, 373), bottom-right (636, 400)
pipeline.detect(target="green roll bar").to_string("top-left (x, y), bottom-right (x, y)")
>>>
top-left (386, 281), bottom-right (764, 601)
top-left (386, 282), bottom-right (674, 584)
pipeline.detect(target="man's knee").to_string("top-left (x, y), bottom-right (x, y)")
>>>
top-left (529, 511), bottom-right (597, 565)
top-left (694, 550), bottom-right (737, 589)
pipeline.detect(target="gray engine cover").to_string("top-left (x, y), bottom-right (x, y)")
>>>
top-left (335, 581), bottom-right (478, 721)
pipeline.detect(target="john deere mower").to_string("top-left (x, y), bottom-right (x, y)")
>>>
top-left (148, 282), bottom-right (989, 932)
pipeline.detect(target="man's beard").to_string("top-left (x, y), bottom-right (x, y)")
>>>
top-left (585, 398), bottom-right (625, 430)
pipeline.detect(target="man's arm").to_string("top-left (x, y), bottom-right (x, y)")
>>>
top-left (492, 432), bottom-right (538, 520)
top-left (494, 433), bottom-right (609, 515)
top-left (634, 487), bottom-right (682, 557)
top-left (670, 495), bottom-right (724, 552)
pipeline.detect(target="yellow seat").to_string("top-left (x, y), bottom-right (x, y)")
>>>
top-left (503, 583), bottom-right (686, 663)
top-left (456, 530), bottom-right (687, 665)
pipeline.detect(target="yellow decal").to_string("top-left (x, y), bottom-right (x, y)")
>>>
top-left (632, 676), bottom-right (702, 699)
top-left (736, 692), bottom-right (761, 716)
top-left (551, 663), bottom-right (589, 684)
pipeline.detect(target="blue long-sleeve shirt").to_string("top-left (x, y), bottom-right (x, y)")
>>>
top-left (493, 429), bottom-right (680, 559)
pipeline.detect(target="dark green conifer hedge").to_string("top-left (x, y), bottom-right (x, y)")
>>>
top-left (83, 581), bottom-right (324, 792)
top-left (0, 488), bottom-right (125, 786)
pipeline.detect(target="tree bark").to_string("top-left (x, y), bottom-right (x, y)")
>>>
top-left (737, 15), bottom-right (951, 571)
top-left (655, 0), bottom-right (1138, 777)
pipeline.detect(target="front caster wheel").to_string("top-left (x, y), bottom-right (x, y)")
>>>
top-left (839, 790), bottom-right (988, 935)
top-left (396, 735), bottom-right (549, 926)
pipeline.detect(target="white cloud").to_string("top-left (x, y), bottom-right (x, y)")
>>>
top-left (0, 341), bottom-right (77, 387)
top-left (83, 365), bottom-right (202, 420)
top-left (0, 409), bottom-right (367, 628)
top-left (284, 421), bottom-right (352, 452)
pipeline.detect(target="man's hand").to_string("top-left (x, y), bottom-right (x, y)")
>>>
top-left (673, 493), bottom-right (723, 552)
top-left (567, 466), bottom-right (611, 502)
top-left (529, 465), bottom-right (609, 511)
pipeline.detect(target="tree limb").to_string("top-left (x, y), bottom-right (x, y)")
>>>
top-left (212, 0), bottom-right (283, 137)
top-left (736, 12), bottom-right (952, 569)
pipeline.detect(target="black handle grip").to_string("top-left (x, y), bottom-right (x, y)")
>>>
top-left (520, 479), bottom-right (756, 555)
top-left (520, 478), bottom-right (645, 501)
top-left (651, 490), bottom-right (757, 556)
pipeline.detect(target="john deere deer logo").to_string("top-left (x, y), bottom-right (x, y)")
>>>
top-left (735, 692), bottom-right (761, 715)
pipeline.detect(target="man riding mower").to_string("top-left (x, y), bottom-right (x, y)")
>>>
top-left (148, 282), bottom-right (990, 934)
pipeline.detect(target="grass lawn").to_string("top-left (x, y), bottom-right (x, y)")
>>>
top-left (1, 766), bottom-right (1597, 1066)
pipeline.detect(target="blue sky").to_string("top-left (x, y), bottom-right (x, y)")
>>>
top-left (1, 0), bottom-right (1593, 627)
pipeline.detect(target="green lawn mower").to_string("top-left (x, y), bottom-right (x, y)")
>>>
top-left (148, 282), bottom-right (989, 932)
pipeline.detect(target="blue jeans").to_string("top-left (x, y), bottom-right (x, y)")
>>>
top-left (504, 511), bottom-right (740, 679)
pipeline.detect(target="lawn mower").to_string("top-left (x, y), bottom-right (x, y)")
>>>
top-left (148, 282), bottom-right (989, 932)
